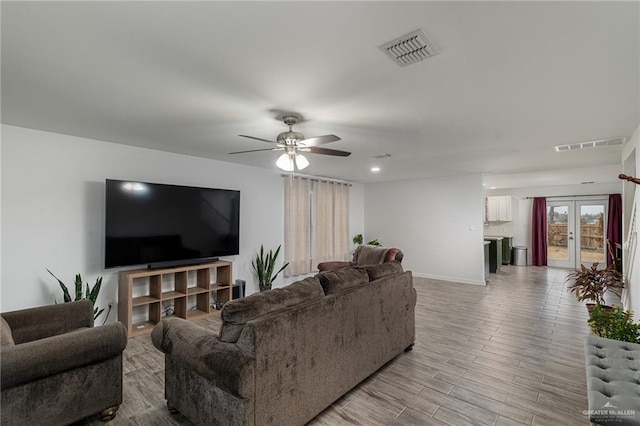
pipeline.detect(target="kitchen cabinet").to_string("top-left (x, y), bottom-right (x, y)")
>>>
top-left (484, 237), bottom-right (503, 273)
top-left (484, 241), bottom-right (491, 278)
top-left (486, 196), bottom-right (512, 221)
top-left (502, 236), bottom-right (513, 265)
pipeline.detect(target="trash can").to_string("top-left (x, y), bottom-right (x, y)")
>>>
top-left (513, 246), bottom-right (528, 266)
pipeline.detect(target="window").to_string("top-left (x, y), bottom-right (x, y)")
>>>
top-left (284, 176), bottom-right (350, 276)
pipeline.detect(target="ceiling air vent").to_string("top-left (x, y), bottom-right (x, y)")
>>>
top-left (554, 137), bottom-right (626, 152)
top-left (379, 29), bottom-right (440, 67)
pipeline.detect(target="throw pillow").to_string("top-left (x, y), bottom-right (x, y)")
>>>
top-left (363, 261), bottom-right (404, 281)
top-left (0, 315), bottom-right (15, 346)
top-left (317, 267), bottom-right (369, 295)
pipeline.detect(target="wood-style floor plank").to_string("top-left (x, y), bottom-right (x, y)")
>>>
top-left (80, 265), bottom-right (593, 425)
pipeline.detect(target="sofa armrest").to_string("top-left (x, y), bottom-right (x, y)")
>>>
top-left (317, 261), bottom-right (354, 272)
top-left (151, 318), bottom-right (254, 398)
top-left (2, 300), bottom-right (94, 344)
top-left (1, 321), bottom-right (127, 389)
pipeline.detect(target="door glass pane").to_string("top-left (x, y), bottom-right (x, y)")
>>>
top-left (580, 205), bottom-right (605, 264)
top-left (547, 205), bottom-right (569, 261)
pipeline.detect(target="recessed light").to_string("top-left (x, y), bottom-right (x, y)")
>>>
top-left (371, 167), bottom-right (381, 173)
top-left (490, 186), bottom-right (496, 189)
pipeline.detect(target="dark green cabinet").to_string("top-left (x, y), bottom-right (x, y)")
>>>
top-left (485, 237), bottom-right (502, 273)
top-left (502, 237), bottom-right (513, 265)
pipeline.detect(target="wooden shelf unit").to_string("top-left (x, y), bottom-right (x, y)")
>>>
top-left (118, 261), bottom-right (233, 337)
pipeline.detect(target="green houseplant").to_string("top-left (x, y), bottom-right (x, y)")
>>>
top-left (252, 245), bottom-right (289, 291)
top-left (47, 269), bottom-right (109, 323)
top-left (352, 234), bottom-right (381, 246)
top-left (588, 305), bottom-right (640, 343)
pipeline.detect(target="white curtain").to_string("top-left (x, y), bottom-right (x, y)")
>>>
top-left (284, 176), bottom-right (311, 275)
top-left (284, 176), bottom-right (350, 276)
top-left (333, 182), bottom-right (350, 262)
top-left (312, 180), bottom-right (334, 266)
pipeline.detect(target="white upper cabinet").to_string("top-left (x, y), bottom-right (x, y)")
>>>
top-left (486, 196), bottom-right (512, 221)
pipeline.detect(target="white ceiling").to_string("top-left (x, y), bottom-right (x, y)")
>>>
top-left (2, 1), bottom-right (639, 187)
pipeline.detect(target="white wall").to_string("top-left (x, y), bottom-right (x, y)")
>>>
top-left (365, 174), bottom-right (485, 285)
top-left (625, 124), bottom-right (640, 317)
top-left (0, 126), bottom-right (354, 319)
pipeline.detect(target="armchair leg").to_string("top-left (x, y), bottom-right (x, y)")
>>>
top-left (100, 405), bottom-right (119, 422)
top-left (167, 400), bottom-right (179, 414)
top-left (404, 343), bottom-right (414, 352)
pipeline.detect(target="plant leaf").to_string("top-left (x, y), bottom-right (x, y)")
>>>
top-left (88, 277), bottom-right (102, 304)
top-left (47, 269), bottom-right (72, 303)
top-left (74, 274), bottom-right (83, 301)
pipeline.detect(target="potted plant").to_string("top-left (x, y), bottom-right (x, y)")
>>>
top-left (566, 262), bottom-right (625, 310)
top-left (588, 305), bottom-right (640, 343)
top-left (252, 245), bottom-right (289, 291)
top-left (47, 269), bottom-right (110, 324)
top-left (352, 234), bottom-right (381, 246)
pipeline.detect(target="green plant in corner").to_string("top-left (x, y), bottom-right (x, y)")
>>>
top-left (588, 305), bottom-right (640, 343)
top-left (352, 234), bottom-right (381, 246)
top-left (252, 245), bottom-right (289, 291)
top-left (47, 269), bottom-right (109, 323)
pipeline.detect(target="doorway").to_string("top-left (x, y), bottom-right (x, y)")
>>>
top-left (546, 199), bottom-right (608, 268)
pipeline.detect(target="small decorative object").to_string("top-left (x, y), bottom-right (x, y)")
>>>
top-left (352, 234), bottom-right (381, 246)
top-left (252, 245), bottom-right (289, 291)
top-left (588, 305), bottom-right (640, 343)
top-left (47, 269), bottom-right (109, 323)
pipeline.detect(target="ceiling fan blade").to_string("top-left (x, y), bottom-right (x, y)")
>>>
top-left (306, 146), bottom-right (351, 157)
top-left (229, 147), bottom-right (282, 154)
top-left (299, 134), bottom-right (341, 147)
top-left (238, 134), bottom-right (277, 144)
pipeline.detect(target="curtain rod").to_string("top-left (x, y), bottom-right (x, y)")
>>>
top-left (525, 194), bottom-right (618, 199)
top-left (280, 173), bottom-right (352, 186)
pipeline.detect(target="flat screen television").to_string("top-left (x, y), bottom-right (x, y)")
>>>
top-left (105, 179), bottom-right (240, 269)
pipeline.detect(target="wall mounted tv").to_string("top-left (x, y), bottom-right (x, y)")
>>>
top-left (105, 179), bottom-right (240, 269)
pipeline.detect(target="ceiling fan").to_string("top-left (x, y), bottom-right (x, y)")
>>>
top-left (230, 114), bottom-right (351, 171)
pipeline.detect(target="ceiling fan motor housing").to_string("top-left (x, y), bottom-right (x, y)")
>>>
top-left (277, 130), bottom-right (305, 145)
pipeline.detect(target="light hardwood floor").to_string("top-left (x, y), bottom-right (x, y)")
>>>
top-left (83, 266), bottom-right (593, 425)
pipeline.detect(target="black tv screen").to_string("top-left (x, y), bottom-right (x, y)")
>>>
top-left (105, 179), bottom-right (240, 268)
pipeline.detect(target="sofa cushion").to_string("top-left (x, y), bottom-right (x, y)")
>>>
top-left (317, 267), bottom-right (369, 295)
top-left (0, 316), bottom-right (14, 346)
top-left (220, 277), bottom-right (324, 343)
top-left (363, 261), bottom-right (404, 281)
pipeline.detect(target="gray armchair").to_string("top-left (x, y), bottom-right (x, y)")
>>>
top-left (1, 300), bottom-right (127, 425)
top-left (317, 244), bottom-right (403, 272)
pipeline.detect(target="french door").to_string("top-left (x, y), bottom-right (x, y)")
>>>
top-left (546, 199), bottom-right (608, 268)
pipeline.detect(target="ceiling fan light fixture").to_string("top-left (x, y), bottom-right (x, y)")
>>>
top-left (295, 154), bottom-right (309, 170)
top-left (276, 153), bottom-right (295, 171)
top-left (276, 152), bottom-right (309, 171)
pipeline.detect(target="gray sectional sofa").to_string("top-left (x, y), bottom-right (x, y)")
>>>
top-left (152, 261), bottom-right (416, 426)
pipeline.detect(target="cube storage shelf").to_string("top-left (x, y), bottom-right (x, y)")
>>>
top-left (118, 261), bottom-right (232, 337)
